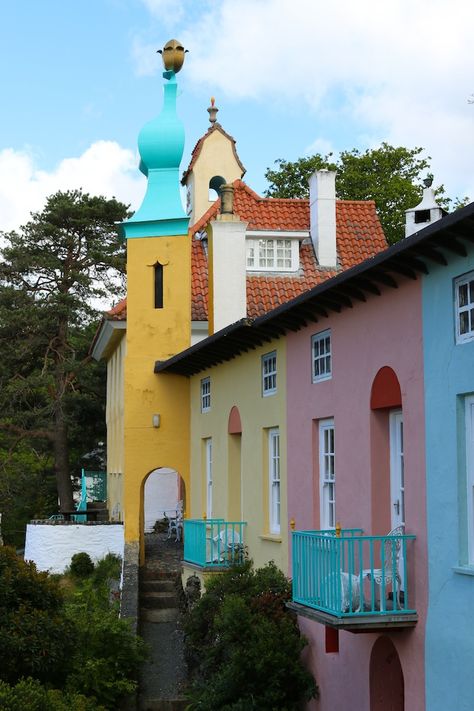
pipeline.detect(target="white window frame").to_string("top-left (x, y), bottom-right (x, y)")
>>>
top-left (205, 438), bottom-right (213, 518)
top-left (319, 419), bottom-right (335, 530)
top-left (246, 237), bottom-right (299, 272)
top-left (269, 428), bottom-right (281, 534)
top-left (312, 329), bottom-right (332, 383)
top-left (455, 272), bottom-right (474, 344)
top-left (262, 351), bottom-right (277, 396)
top-left (201, 377), bottom-right (210, 413)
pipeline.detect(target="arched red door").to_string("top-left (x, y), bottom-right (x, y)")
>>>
top-left (370, 636), bottom-right (404, 711)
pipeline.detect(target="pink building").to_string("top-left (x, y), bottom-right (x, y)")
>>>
top-left (286, 273), bottom-right (427, 710)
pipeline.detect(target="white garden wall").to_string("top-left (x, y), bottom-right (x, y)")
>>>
top-left (24, 522), bottom-right (124, 573)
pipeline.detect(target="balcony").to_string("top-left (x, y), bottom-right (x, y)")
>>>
top-left (183, 519), bottom-right (247, 570)
top-left (289, 529), bottom-right (418, 631)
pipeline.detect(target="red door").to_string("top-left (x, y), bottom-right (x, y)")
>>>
top-left (370, 636), bottom-right (404, 711)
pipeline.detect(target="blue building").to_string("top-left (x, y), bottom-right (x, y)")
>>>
top-left (422, 201), bottom-right (474, 710)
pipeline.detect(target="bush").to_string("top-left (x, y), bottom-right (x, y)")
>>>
top-left (0, 546), bottom-right (76, 686)
top-left (0, 677), bottom-right (105, 710)
top-left (183, 561), bottom-right (317, 710)
top-left (63, 579), bottom-right (147, 707)
top-left (69, 552), bottom-right (95, 579)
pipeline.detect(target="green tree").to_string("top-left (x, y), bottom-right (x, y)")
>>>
top-left (0, 190), bottom-right (128, 512)
top-left (184, 561), bottom-right (317, 710)
top-left (265, 144), bottom-right (469, 244)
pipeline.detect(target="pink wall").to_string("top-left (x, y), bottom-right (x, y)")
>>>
top-left (287, 278), bottom-right (427, 710)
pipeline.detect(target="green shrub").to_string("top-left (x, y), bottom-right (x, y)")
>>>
top-left (0, 677), bottom-right (105, 710)
top-left (92, 553), bottom-right (121, 585)
top-left (63, 579), bottom-right (148, 707)
top-left (0, 547), bottom-right (76, 686)
top-left (69, 552), bottom-right (95, 579)
top-left (183, 561), bottom-right (318, 710)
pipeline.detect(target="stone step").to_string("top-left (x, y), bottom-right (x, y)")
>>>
top-left (140, 591), bottom-right (178, 609)
top-left (139, 699), bottom-right (187, 711)
top-left (141, 567), bottom-right (181, 581)
top-left (140, 607), bottom-right (179, 623)
top-left (141, 579), bottom-right (176, 593)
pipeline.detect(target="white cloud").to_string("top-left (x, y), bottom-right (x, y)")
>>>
top-left (168, 0), bottom-right (474, 198)
top-left (0, 141), bottom-right (145, 232)
top-left (131, 37), bottom-right (162, 77)
top-left (140, 0), bottom-right (185, 24)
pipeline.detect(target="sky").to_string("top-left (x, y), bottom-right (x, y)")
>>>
top-left (1, 0), bottom-right (473, 232)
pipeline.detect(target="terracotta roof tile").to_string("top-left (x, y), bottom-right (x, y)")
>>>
top-left (107, 298), bottom-right (127, 321)
top-left (191, 181), bottom-right (387, 319)
top-left (112, 181), bottom-right (387, 325)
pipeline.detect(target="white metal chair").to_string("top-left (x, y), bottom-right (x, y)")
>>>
top-left (164, 501), bottom-right (183, 542)
top-left (363, 524), bottom-right (405, 609)
top-left (211, 528), bottom-right (242, 562)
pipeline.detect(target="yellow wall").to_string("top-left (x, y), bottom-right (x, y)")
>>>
top-left (124, 235), bottom-right (191, 562)
top-left (188, 130), bottom-right (244, 225)
top-left (189, 339), bottom-right (288, 573)
top-left (106, 335), bottom-right (125, 520)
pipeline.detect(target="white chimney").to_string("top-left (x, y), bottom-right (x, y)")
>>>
top-left (405, 179), bottom-right (447, 237)
top-left (309, 170), bottom-right (337, 267)
top-left (208, 185), bottom-right (248, 333)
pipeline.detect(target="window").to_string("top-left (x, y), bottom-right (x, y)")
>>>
top-left (246, 238), bottom-right (299, 272)
top-left (455, 272), bottom-right (474, 343)
top-left (205, 438), bottom-right (213, 518)
top-left (262, 351), bottom-right (277, 396)
top-left (312, 329), bottom-right (332, 382)
top-left (154, 263), bottom-right (163, 308)
top-left (201, 377), bottom-right (211, 412)
top-left (465, 396), bottom-right (474, 565)
top-left (320, 419), bottom-right (335, 529)
top-left (269, 428), bottom-right (281, 534)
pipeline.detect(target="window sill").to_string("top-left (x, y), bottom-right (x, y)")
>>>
top-left (260, 534), bottom-right (282, 543)
top-left (453, 565), bottom-right (474, 577)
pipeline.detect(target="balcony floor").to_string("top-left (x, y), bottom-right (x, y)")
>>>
top-left (287, 601), bottom-right (418, 632)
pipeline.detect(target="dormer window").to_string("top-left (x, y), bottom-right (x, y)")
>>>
top-left (246, 234), bottom-right (300, 272)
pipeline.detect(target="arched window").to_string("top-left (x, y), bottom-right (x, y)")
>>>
top-left (209, 175), bottom-right (226, 201)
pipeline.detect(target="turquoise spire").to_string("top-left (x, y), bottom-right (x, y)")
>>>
top-left (122, 67), bottom-right (189, 238)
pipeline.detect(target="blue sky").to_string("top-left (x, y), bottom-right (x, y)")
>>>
top-left (1, 0), bottom-right (473, 231)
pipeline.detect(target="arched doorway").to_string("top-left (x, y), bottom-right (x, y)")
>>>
top-left (142, 468), bottom-right (186, 560)
top-left (370, 367), bottom-right (403, 535)
top-left (144, 467), bottom-right (184, 533)
top-left (370, 636), bottom-right (404, 710)
top-left (228, 406), bottom-right (242, 520)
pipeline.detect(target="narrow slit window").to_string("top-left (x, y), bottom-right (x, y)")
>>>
top-left (154, 263), bottom-right (163, 309)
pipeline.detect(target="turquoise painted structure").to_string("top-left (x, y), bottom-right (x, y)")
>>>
top-left (422, 228), bottom-right (474, 709)
top-left (122, 69), bottom-right (189, 239)
top-left (183, 519), bottom-right (247, 568)
top-left (292, 529), bottom-right (416, 617)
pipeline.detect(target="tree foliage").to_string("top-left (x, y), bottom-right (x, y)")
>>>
top-left (265, 143), bottom-right (469, 244)
top-left (0, 547), bottom-right (146, 709)
top-left (0, 190), bottom-right (128, 513)
top-left (184, 561), bottom-right (317, 710)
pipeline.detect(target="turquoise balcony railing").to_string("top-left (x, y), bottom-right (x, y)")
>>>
top-left (292, 529), bottom-right (416, 618)
top-left (184, 519), bottom-right (247, 568)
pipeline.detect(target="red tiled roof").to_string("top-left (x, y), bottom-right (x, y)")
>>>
top-left (181, 123), bottom-right (246, 185)
top-left (191, 180), bottom-right (387, 319)
top-left (107, 298), bottom-right (127, 321)
top-left (108, 181), bottom-right (387, 323)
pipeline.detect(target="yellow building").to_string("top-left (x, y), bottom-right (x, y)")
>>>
top-left (93, 50), bottom-right (387, 574)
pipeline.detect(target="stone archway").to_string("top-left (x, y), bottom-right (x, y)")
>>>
top-left (370, 636), bottom-right (404, 711)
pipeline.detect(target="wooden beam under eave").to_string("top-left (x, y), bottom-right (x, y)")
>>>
top-left (435, 235), bottom-right (467, 257)
top-left (387, 261), bottom-right (417, 280)
top-left (352, 279), bottom-right (381, 296)
top-left (412, 245), bottom-right (447, 266)
top-left (370, 270), bottom-right (399, 289)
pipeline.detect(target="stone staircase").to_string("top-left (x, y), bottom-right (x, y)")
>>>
top-left (138, 536), bottom-right (187, 711)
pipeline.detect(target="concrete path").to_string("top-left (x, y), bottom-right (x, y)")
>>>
top-left (138, 533), bottom-right (187, 711)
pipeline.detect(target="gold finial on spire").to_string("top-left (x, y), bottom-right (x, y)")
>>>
top-left (157, 39), bottom-right (188, 73)
top-left (208, 97), bottom-right (219, 124)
